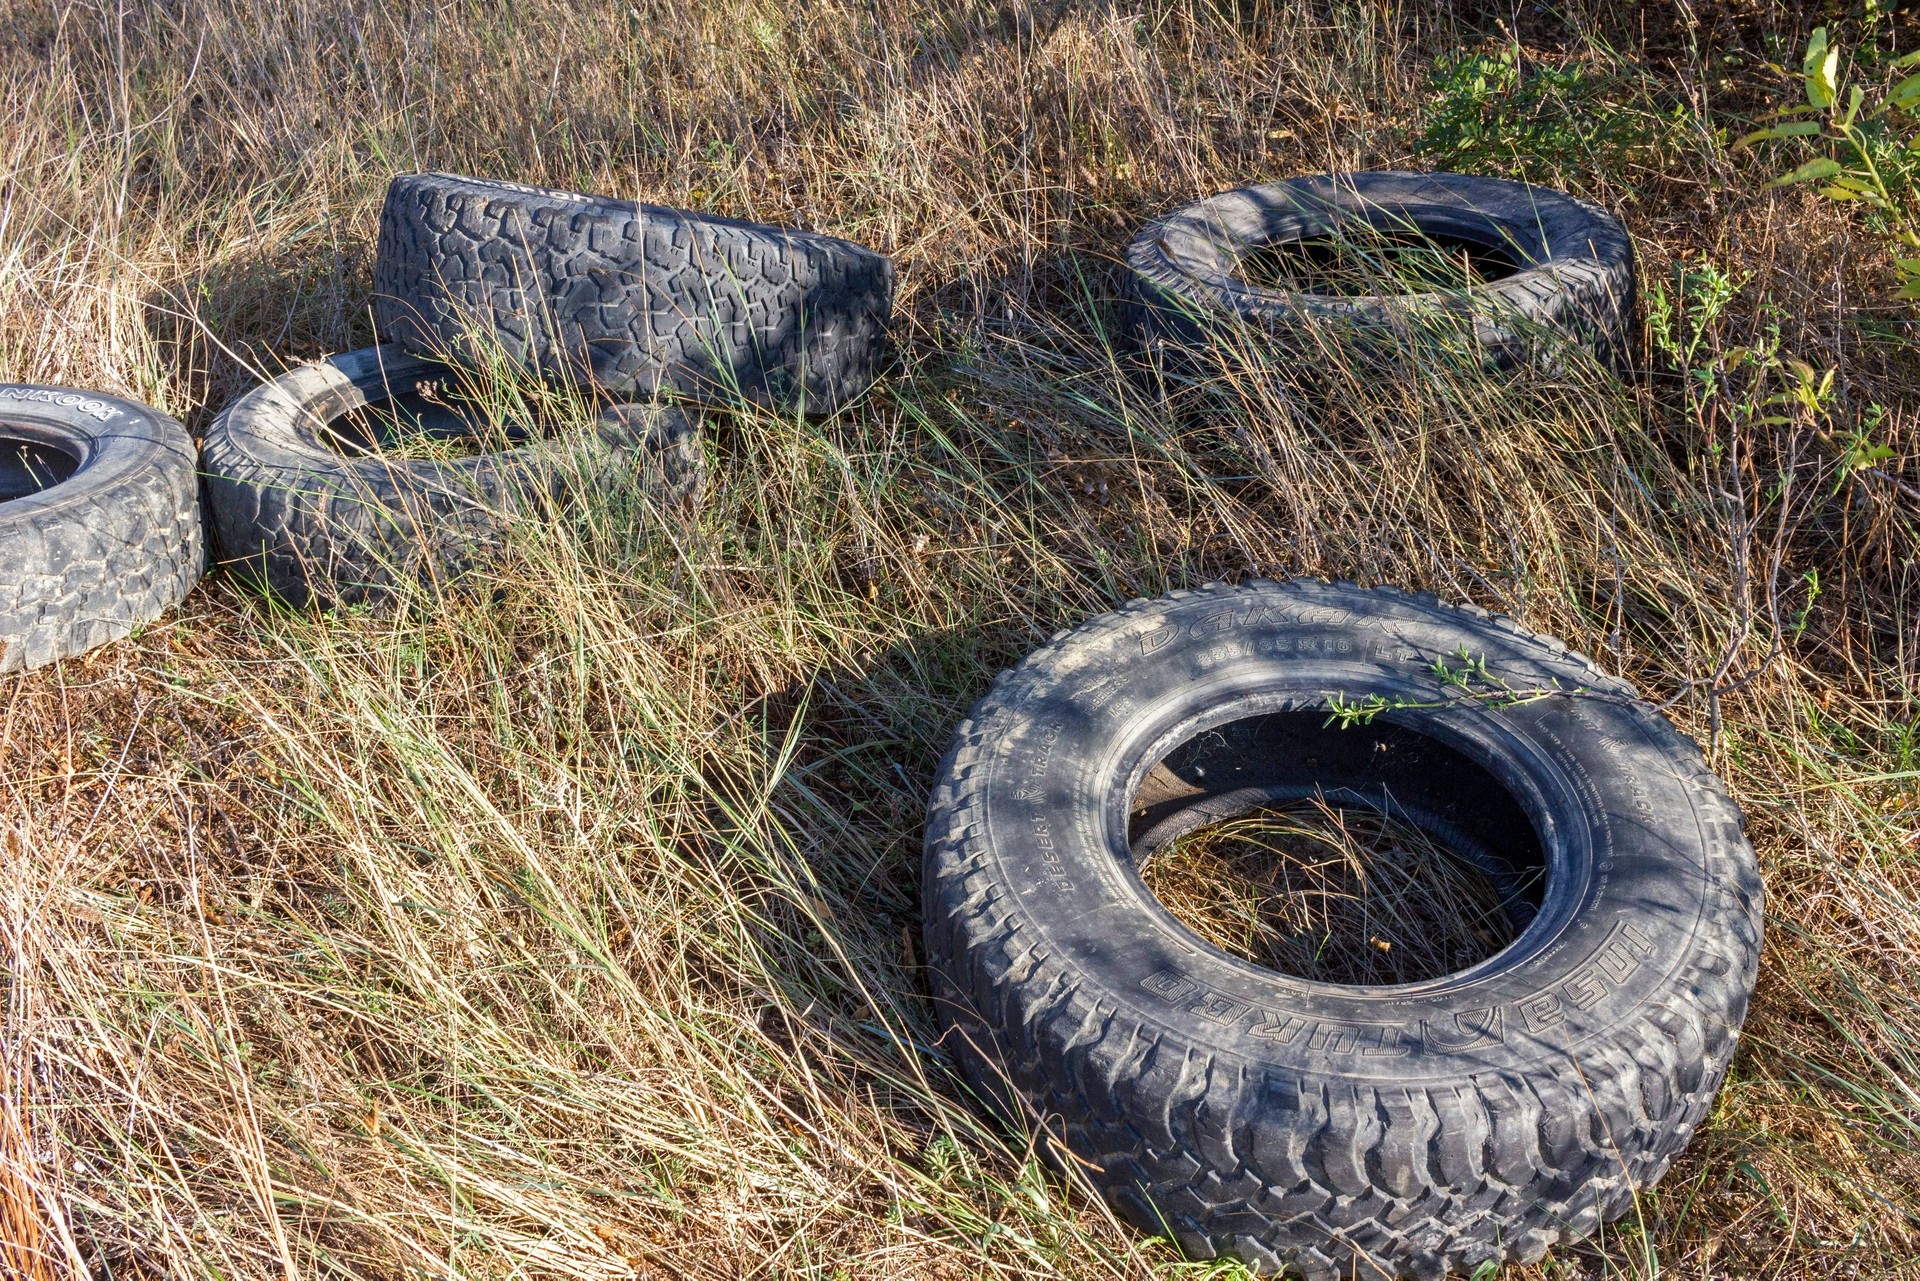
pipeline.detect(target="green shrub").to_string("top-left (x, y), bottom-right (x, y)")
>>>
top-left (1413, 44), bottom-right (1688, 191)
top-left (1739, 26), bottom-right (1920, 300)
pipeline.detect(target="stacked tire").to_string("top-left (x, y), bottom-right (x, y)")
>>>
top-left (201, 172), bottom-right (896, 607)
top-left (3, 171), bottom-right (899, 664)
top-left (374, 173), bottom-right (894, 414)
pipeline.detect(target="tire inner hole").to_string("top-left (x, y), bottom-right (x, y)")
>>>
top-left (1129, 711), bottom-right (1547, 987)
top-left (325, 383), bottom-right (553, 461)
top-left (0, 434), bottom-right (81, 502)
top-left (1238, 228), bottom-right (1521, 296)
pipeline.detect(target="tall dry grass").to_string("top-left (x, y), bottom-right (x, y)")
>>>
top-left (2, 1), bottom-right (1918, 1278)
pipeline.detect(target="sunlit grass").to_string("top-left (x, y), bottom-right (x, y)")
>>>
top-left (1, 3), bottom-right (1917, 1280)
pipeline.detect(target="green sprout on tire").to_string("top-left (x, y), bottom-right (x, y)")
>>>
top-left (1323, 646), bottom-right (1575, 728)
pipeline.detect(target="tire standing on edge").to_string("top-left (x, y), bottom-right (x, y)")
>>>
top-left (375, 172), bottom-right (895, 414)
top-left (0, 385), bottom-right (202, 673)
top-left (1125, 171), bottom-right (1636, 369)
top-left (200, 346), bottom-right (702, 608)
top-left (922, 579), bottom-right (1761, 1280)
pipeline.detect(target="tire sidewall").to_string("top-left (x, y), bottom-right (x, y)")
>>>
top-left (0, 385), bottom-right (192, 526)
top-left (208, 346), bottom-right (518, 488)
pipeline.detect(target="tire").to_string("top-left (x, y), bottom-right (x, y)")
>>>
top-left (201, 346), bottom-right (703, 608)
top-left (921, 579), bottom-right (1760, 1279)
top-left (1125, 172), bottom-right (1635, 369)
top-left (374, 172), bottom-right (895, 414)
top-left (0, 385), bottom-right (202, 673)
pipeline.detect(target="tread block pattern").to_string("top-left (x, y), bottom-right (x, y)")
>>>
top-left (1125, 171), bottom-right (1637, 372)
top-left (374, 172), bottom-right (895, 414)
top-left (922, 579), bottom-right (1761, 1279)
top-left (0, 388), bottom-right (203, 672)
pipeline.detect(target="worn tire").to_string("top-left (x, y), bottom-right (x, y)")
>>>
top-left (201, 346), bottom-right (702, 608)
top-left (0, 385), bottom-right (202, 673)
top-left (1125, 172), bottom-right (1635, 369)
top-left (922, 579), bottom-right (1760, 1279)
top-left (374, 172), bottom-right (895, 414)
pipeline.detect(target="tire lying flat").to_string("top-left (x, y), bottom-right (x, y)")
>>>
top-left (1126, 171), bottom-right (1635, 369)
top-left (201, 346), bottom-right (702, 608)
top-left (922, 579), bottom-right (1760, 1280)
top-left (0, 385), bottom-right (202, 673)
top-left (375, 172), bottom-right (895, 414)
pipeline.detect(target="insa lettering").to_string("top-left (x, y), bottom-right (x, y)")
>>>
top-left (0, 385), bottom-right (118, 422)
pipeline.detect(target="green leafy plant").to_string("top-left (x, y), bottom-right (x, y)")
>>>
top-left (1415, 43), bottom-right (1685, 188)
top-left (1834, 402), bottom-right (1899, 494)
top-left (1646, 260), bottom-right (1896, 514)
top-left (1738, 27), bottom-right (1920, 298)
top-left (1644, 260), bottom-right (1838, 751)
top-left (1645, 261), bottom-right (1837, 437)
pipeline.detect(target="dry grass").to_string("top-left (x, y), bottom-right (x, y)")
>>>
top-left (1139, 802), bottom-right (1520, 987)
top-left (2, 0), bottom-right (1919, 1278)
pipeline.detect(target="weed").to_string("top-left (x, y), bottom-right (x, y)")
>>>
top-left (1321, 647), bottom-right (1580, 729)
top-left (1415, 42), bottom-right (1690, 193)
top-left (1739, 26), bottom-right (1920, 301)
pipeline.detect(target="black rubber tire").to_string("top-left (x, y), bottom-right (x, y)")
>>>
top-left (201, 346), bottom-right (703, 608)
top-left (0, 385), bottom-right (203, 673)
top-left (1125, 172), bottom-right (1636, 369)
top-left (374, 172), bottom-right (895, 414)
top-left (921, 579), bottom-right (1761, 1280)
